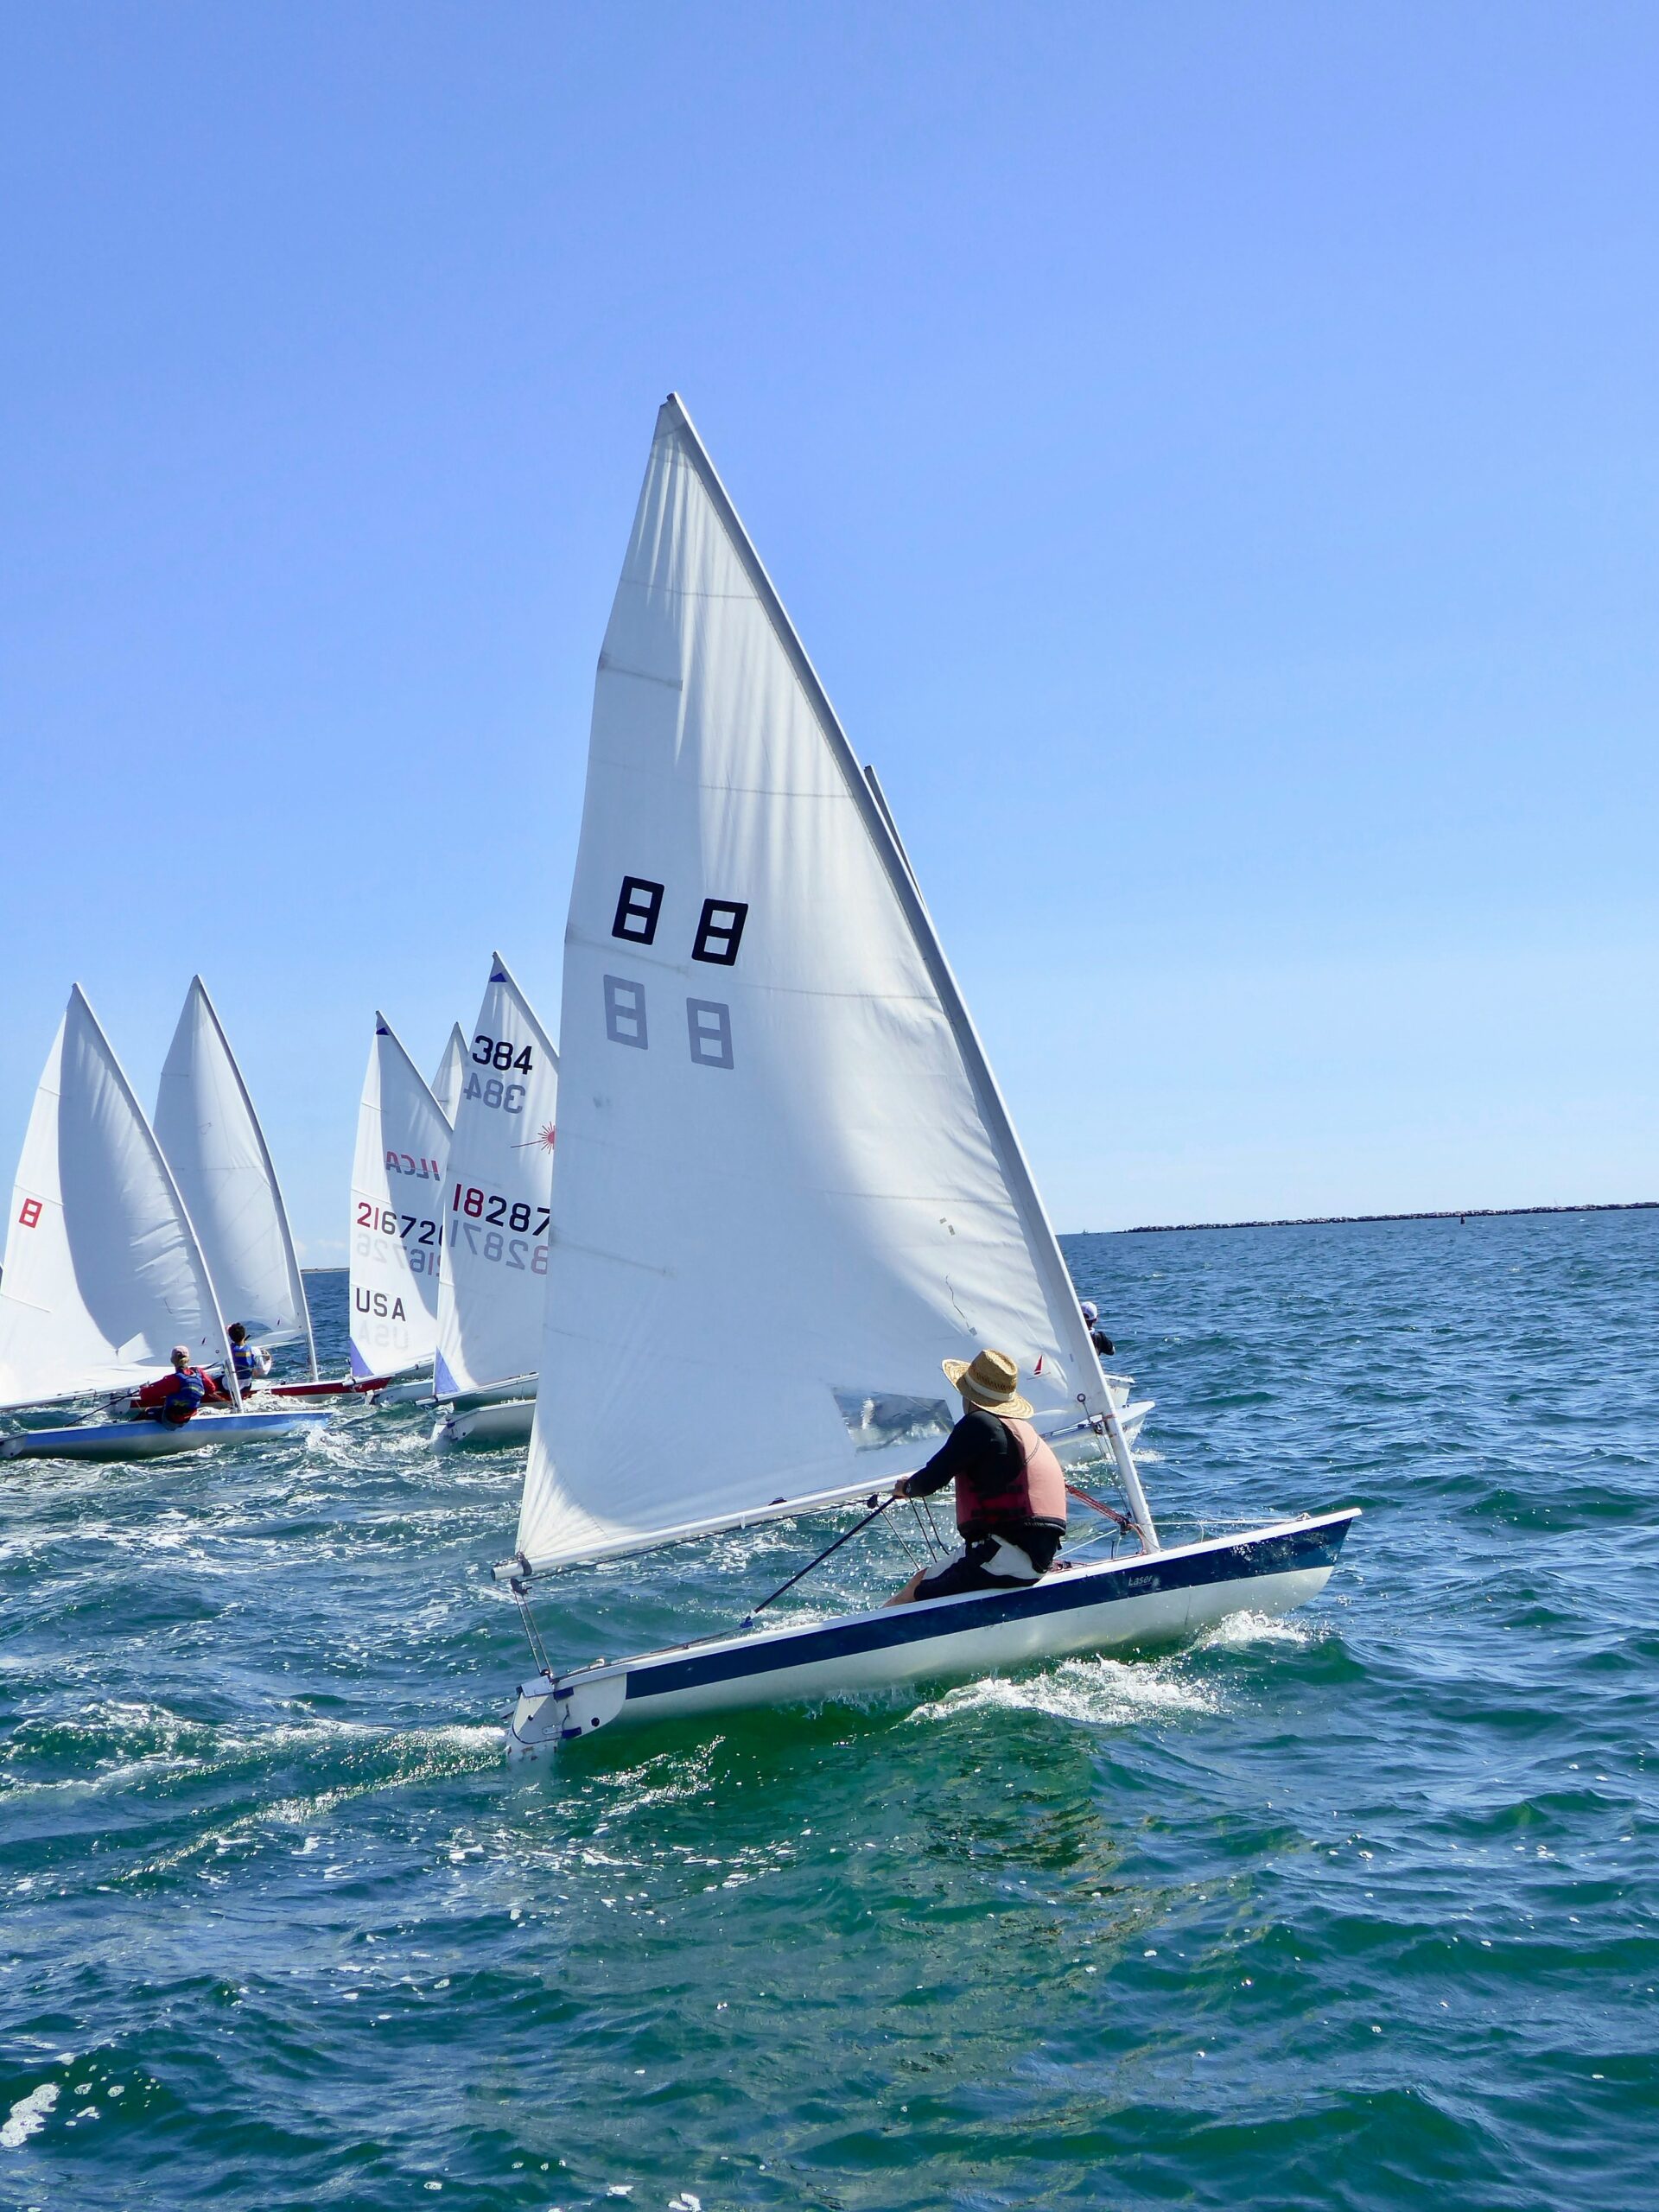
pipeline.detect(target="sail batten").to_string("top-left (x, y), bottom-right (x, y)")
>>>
top-left (0, 987), bottom-right (238, 1409)
top-left (515, 397), bottom-right (1148, 1573)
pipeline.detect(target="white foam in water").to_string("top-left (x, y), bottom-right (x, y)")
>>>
top-left (1200, 1609), bottom-right (1313, 1649)
top-left (2, 2082), bottom-right (59, 2149)
top-left (909, 1654), bottom-right (1220, 1730)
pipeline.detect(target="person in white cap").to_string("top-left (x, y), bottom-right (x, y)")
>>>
top-left (1079, 1300), bottom-right (1115, 1359)
top-left (129, 1345), bottom-right (225, 1425)
top-left (885, 1348), bottom-right (1068, 1604)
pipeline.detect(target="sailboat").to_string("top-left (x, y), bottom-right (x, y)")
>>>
top-left (429, 959), bottom-right (559, 1446)
top-left (348, 1014), bottom-right (451, 1388)
top-left (499, 397), bottom-right (1356, 1757)
top-left (154, 978), bottom-right (361, 1401)
top-left (0, 988), bottom-right (329, 1461)
top-left (432, 1024), bottom-right (469, 1123)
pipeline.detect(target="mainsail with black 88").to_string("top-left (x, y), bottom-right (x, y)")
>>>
top-left (500, 397), bottom-right (1355, 1756)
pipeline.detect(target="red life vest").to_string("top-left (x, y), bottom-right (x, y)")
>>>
top-left (956, 1417), bottom-right (1067, 1537)
top-left (135, 1366), bottom-right (208, 1423)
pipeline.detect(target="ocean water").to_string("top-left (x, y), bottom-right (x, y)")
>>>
top-left (2, 1209), bottom-right (1655, 2210)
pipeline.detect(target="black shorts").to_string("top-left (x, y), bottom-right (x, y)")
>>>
top-left (911, 1525), bottom-right (1063, 1602)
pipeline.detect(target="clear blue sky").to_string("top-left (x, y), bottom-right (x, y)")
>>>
top-left (3, 3), bottom-right (1655, 1255)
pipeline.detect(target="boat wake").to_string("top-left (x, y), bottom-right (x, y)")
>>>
top-left (907, 1651), bottom-right (1223, 1731)
top-left (1198, 1606), bottom-right (1317, 1649)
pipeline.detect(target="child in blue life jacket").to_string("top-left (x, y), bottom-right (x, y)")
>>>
top-left (130, 1346), bottom-right (228, 1425)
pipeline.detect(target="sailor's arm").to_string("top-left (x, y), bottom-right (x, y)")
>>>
top-left (894, 1422), bottom-right (973, 1500)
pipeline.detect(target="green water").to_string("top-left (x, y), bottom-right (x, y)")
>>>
top-left (2, 1209), bottom-right (1654, 2208)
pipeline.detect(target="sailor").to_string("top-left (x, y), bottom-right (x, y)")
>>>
top-left (130, 1346), bottom-right (224, 1426)
top-left (1079, 1300), bottom-right (1115, 1358)
top-left (224, 1323), bottom-right (272, 1394)
top-left (886, 1348), bottom-right (1067, 1604)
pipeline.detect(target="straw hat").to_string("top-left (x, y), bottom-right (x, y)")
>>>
top-left (941, 1348), bottom-right (1033, 1420)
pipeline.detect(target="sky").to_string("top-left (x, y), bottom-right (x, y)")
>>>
top-left (3, 2), bottom-right (1656, 1255)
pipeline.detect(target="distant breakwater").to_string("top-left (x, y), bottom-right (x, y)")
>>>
top-left (1105, 1199), bottom-right (1659, 1235)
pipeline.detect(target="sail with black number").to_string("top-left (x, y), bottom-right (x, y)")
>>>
top-left (512, 396), bottom-right (1150, 1575)
top-left (0, 987), bottom-right (238, 1409)
top-left (155, 977), bottom-right (315, 1373)
top-left (431, 959), bottom-right (559, 1399)
top-left (348, 1015), bottom-right (452, 1379)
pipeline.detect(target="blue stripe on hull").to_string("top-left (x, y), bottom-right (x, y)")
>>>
top-left (623, 1516), bottom-right (1354, 1706)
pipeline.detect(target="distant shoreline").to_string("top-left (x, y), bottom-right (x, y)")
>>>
top-left (1086, 1201), bottom-right (1659, 1236)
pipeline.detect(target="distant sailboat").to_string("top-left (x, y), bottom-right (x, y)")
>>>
top-left (429, 958), bottom-right (559, 1446)
top-left (431, 1025), bottom-right (468, 1123)
top-left (0, 988), bottom-right (327, 1460)
top-left (155, 978), bottom-right (317, 1376)
top-left (501, 397), bottom-right (1355, 1756)
top-left (349, 1014), bottom-right (450, 1382)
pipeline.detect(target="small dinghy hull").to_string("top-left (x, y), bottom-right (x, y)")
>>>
top-left (506, 1508), bottom-right (1357, 1760)
top-left (434, 1397), bottom-right (536, 1448)
top-left (1, 1409), bottom-right (331, 1463)
top-left (264, 1375), bottom-right (391, 1401)
top-left (377, 1375), bottom-right (437, 1408)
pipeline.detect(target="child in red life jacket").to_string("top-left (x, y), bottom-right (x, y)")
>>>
top-left (131, 1346), bottom-right (228, 1424)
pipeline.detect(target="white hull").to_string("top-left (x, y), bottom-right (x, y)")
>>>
top-left (376, 1375), bottom-right (437, 1408)
top-left (506, 1509), bottom-right (1357, 1760)
top-left (433, 1396), bottom-right (536, 1448)
top-left (1101, 1397), bottom-right (1149, 1452)
top-left (1, 1408), bottom-right (331, 1463)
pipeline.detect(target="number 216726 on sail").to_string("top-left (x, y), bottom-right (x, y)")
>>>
top-left (355, 1204), bottom-right (442, 1276)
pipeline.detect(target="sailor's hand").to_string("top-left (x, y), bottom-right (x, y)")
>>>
top-left (893, 1477), bottom-right (911, 1499)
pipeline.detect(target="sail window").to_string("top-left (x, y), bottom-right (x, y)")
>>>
top-left (603, 976), bottom-right (649, 1050)
top-left (612, 877), bottom-right (664, 945)
top-left (833, 1389), bottom-right (955, 1454)
top-left (686, 999), bottom-right (734, 1070)
top-left (691, 899), bottom-right (748, 965)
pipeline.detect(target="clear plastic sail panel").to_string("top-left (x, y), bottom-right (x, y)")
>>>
top-left (515, 399), bottom-right (1111, 1573)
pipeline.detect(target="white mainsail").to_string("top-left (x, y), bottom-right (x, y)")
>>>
top-left (513, 395), bottom-right (1150, 1575)
top-left (0, 987), bottom-right (239, 1410)
top-left (431, 1025), bottom-right (468, 1122)
top-left (348, 1014), bottom-right (452, 1379)
top-left (431, 958), bottom-right (559, 1398)
top-left (154, 977), bottom-right (316, 1372)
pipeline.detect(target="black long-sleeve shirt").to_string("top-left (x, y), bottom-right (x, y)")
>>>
top-left (906, 1409), bottom-right (1066, 1531)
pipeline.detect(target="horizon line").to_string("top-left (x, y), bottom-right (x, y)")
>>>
top-left (1065, 1200), bottom-right (1659, 1237)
